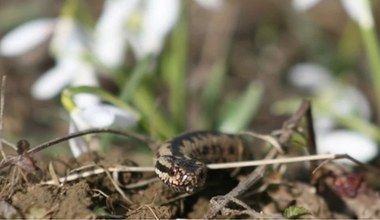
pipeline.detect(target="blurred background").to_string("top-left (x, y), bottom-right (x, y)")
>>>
top-left (0, 0), bottom-right (379, 165)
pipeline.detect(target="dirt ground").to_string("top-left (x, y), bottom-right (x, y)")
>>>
top-left (1, 103), bottom-right (380, 219)
top-left (1, 1), bottom-right (380, 219)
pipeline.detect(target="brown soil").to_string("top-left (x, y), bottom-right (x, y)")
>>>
top-left (1, 121), bottom-right (380, 219)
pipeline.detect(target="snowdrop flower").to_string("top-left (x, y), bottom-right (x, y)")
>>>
top-left (288, 62), bottom-right (334, 93)
top-left (315, 84), bottom-right (371, 134)
top-left (193, 0), bottom-right (224, 10)
top-left (0, 15), bottom-right (94, 100)
top-left (31, 17), bottom-right (93, 100)
top-left (292, 0), bottom-right (374, 29)
top-left (0, 9), bottom-right (141, 158)
top-left (69, 101), bottom-right (139, 157)
top-left (0, 16), bottom-right (95, 100)
top-left (287, 62), bottom-right (376, 163)
top-left (292, 0), bottom-right (320, 11)
top-left (288, 62), bottom-right (371, 133)
top-left (0, 18), bottom-right (56, 57)
top-left (93, 0), bottom-right (226, 68)
top-left (317, 130), bottom-right (378, 164)
top-left (93, 0), bottom-right (180, 68)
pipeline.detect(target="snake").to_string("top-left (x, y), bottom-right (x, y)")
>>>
top-left (154, 131), bottom-right (246, 194)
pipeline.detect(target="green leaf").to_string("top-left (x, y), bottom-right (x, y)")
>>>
top-left (120, 56), bottom-right (153, 102)
top-left (132, 85), bottom-right (176, 139)
top-left (92, 207), bottom-right (109, 216)
top-left (199, 60), bottom-right (227, 129)
top-left (218, 81), bottom-right (263, 133)
top-left (283, 205), bottom-right (310, 219)
top-left (161, 5), bottom-right (187, 131)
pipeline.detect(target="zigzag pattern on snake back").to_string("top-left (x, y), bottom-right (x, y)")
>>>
top-left (154, 131), bottom-right (245, 193)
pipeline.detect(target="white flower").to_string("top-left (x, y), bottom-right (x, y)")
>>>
top-left (93, 0), bottom-right (180, 67)
top-left (92, 0), bottom-right (138, 68)
top-left (317, 130), bottom-right (378, 164)
top-left (193, 0), bottom-right (224, 10)
top-left (292, 0), bottom-right (374, 29)
top-left (0, 7), bottom-right (142, 158)
top-left (314, 84), bottom-right (371, 133)
top-left (0, 18), bottom-right (55, 57)
top-left (340, 0), bottom-right (373, 29)
top-left (292, 0), bottom-right (321, 11)
top-left (32, 17), bottom-right (94, 100)
top-left (69, 102), bottom-right (139, 157)
top-left (50, 17), bottom-right (89, 60)
top-left (288, 62), bottom-right (334, 93)
top-left (0, 15), bottom-right (95, 100)
top-left (288, 62), bottom-right (371, 134)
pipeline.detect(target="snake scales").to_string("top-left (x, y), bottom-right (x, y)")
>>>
top-left (154, 131), bottom-right (246, 193)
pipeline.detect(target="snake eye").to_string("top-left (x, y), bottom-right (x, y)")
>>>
top-left (198, 170), bottom-right (205, 180)
top-left (168, 166), bottom-right (176, 176)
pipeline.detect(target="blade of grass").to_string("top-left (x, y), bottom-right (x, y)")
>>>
top-left (272, 98), bottom-right (380, 142)
top-left (161, 5), bottom-right (187, 131)
top-left (356, 0), bottom-right (380, 121)
top-left (218, 81), bottom-right (263, 133)
top-left (120, 56), bottom-right (153, 102)
top-left (132, 85), bottom-right (176, 139)
top-left (199, 59), bottom-right (227, 129)
top-left (360, 27), bottom-right (380, 120)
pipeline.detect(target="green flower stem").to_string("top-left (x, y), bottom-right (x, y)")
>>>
top-left (358, 1), bottom-right (380, 120)
top-left (361, 27), bottom-right (380, 118)
top-left (61, 90), bottom-right (76, 112)
top-left (62, 0), bottom-right (94, 28)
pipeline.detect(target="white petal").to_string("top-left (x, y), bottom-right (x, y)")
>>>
top-left (71, 108), bottom-right (92, 129)
top-left (0, 18), bottom-right (55, 57)
top-left (193, 0), bottom-right (224, 10)
top-left (132, 0), bottom-right (179, 58)
top-left (93, 27), bottom-right (127, 68)
top-left (288, 62), bottom-right (334, 93)
top-left (314, 116), bottom-right (336, 134)
top-left (93, 0), bottom-right (139, 67)
top-left (71, 62), bottom-right (100, 107)
top-left (100, 104), bottom-right (139, 128)
top-left (292, 0), bottom-right (321, 11)
top-left (81, 106), bottom-right (115, 128)
top-left (51, 17), bottom-right (88, 59)
top-left (71, 63), bottom-right (98, 86)
top-left (78, 104), bottom-right (138, 128)
top-left (73, 93), bottom-right (100, 108)
top-left (68, 121), bottom-right (90, 158)
top-left (330, 85), bottom-right (371, 120)
top-left (341, 0), bottom-right (374, 29)
top-left (317, 130), bottom-right (378, 164)
top-left (31, 59), bottom-right (77, 100)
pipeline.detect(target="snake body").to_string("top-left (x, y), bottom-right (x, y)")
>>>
top-left (154, 131), bottom-right (245, 193)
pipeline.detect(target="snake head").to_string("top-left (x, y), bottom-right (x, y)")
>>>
top-left (155, 155), bottom-right (207, 194)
